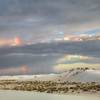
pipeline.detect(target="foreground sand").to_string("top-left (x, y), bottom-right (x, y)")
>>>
top-left (0, 90), bottom-right (100, 100)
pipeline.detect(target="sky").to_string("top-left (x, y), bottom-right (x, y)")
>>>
top-left (0, 0), bottom-right (100, 75)
top-left (0, 0), bottom-right (100, 42)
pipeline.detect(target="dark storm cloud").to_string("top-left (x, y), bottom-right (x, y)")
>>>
top-left (0, 40), bottom-right (100, 68)
top-left (0, 0), bottom-right (100, 38)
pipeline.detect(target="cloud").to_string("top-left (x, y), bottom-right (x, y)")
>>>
top-left (0, 38), bottom-right (13, 46)
top-left (14, 36), bottom-right (22, 46)
top-left (0, 40), bottom-right (100, 56)
top-left (56, 55), bottom-right (93, 63)
top-left (0, 37), bottom-right (23, 46)
top-left (0, 40), bottom-right (99, 68)
top-left (0, 0), bottom-right (100, 40)
top-left (0, 65), bottom-right (30, 75)
top-left (0, 0), bottom-right (99, 74)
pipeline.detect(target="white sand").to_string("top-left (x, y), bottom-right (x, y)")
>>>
top-left (0, 90), bottom-right (99, 100)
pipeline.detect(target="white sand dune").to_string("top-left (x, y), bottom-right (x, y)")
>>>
top-left (0, 74), bottom-right (58, 81)
top-left (58, 69), bottom-right (100, 82)
top-left (0, 69), bottom-right (100, 83)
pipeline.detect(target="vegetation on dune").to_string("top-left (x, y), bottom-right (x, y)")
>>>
top-left (0, 80), bottom-right (100, 94)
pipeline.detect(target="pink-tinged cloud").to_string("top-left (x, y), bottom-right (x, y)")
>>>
top-left (14, 36), bottom-right (22, 46)
top-left (0, 36), bottom-right (23, 47)
top-left (0, 65), bottom-right (30, 75)
top-left (0, 39), bottom-right (13, 46)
